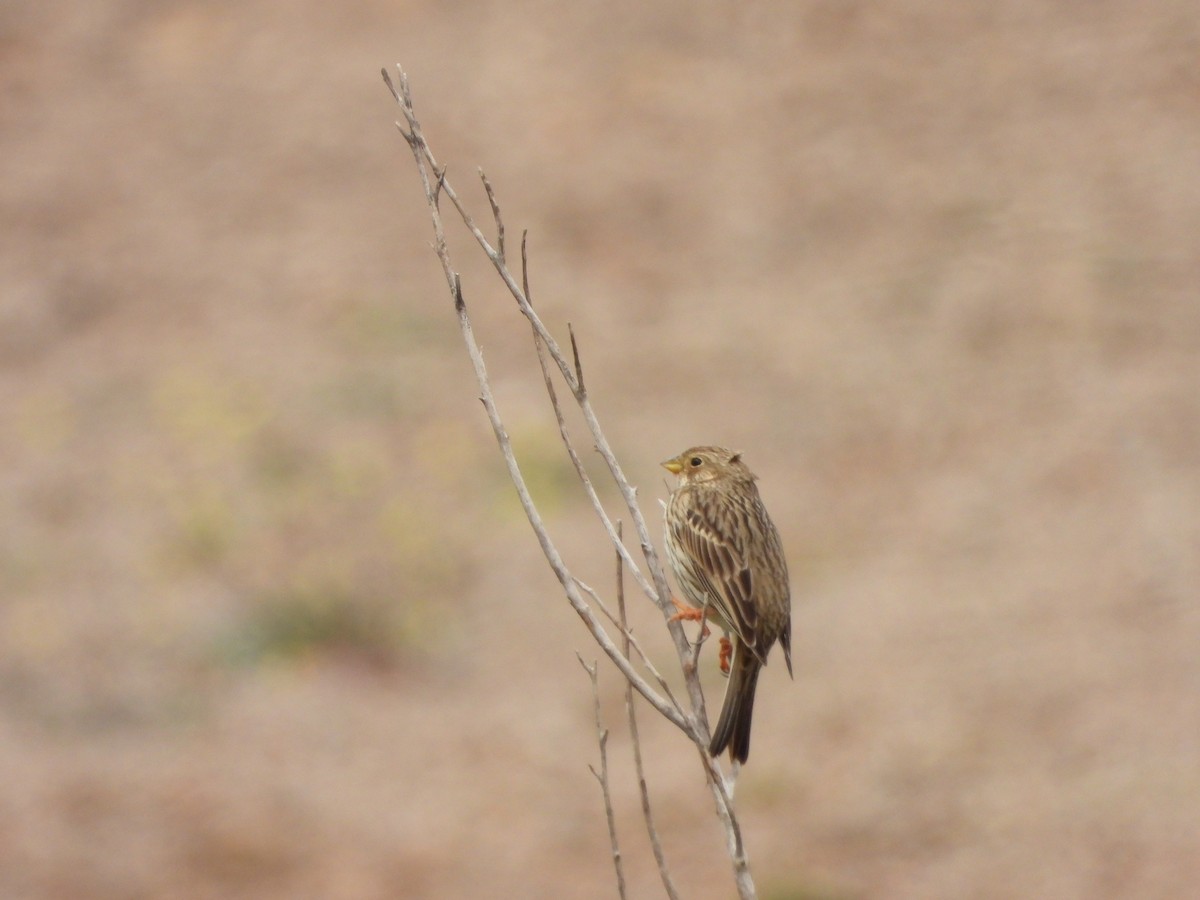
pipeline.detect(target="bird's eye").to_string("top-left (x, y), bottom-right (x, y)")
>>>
top-left (689, 457), bottom-right (703, 467)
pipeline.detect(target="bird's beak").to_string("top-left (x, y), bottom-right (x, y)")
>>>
top-left (661, 458), bottom-right (683, 475)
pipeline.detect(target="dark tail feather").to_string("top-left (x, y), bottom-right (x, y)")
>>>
top-left (708, 645), bottom-right (762, 764)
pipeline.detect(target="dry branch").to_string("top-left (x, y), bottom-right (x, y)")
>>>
top-left (617, 523), bottom-right (681, 900)
top-left (384, 65), bottom-right (757, 900)
top-left (579, 654), bottom-right (626, 899)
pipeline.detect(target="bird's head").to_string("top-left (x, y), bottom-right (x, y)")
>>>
top-left (661, 446), bottom-right (754, 485)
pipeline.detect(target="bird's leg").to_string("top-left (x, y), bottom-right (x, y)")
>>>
top-left (668, 596), bottom-right (711, 637)
top-left (717, 637), bottom-right (732, 676)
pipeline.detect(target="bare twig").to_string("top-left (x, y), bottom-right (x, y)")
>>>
top-left (479, 169), bottom-right (505, 263)
top-left (579, 655), bottom-right (626, 900)
top-left (385, 66), bottom-right (688, 733)
top-left (618, 524), bottom-right (681, 900)
top-left (573, 575), bottom-right (680, 711)
top-left (386, 70), bottom-right (689, 657)
top-left (433, 165), bottom-right (448, 208)
top-left (568, 322), bottom-right (585, 395)
top-left (689, 605), bottom-right (711, 676)
top-left (523, 242), bottom-right (657, 602)
top-left (384, 65), bottom-right (755, 899)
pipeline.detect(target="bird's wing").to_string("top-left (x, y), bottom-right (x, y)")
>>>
top-left (674, 503), bottom-right (763, 661)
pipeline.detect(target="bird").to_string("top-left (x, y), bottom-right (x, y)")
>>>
top-left (661, 446), bottom-right (792, 764)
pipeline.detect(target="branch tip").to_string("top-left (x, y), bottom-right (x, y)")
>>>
top-left (520, 231), bottom-right (531, 306)
top-left (480, 169), bottom-right (505, 262)
top-left (568, 323), bottom-right (586, 395)
top-left (381, 67), bottom-right (400, 102)
top-left (452, 273), bottom-right (465, 313)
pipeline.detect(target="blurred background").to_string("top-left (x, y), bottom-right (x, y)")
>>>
top-left (2, 1), bottom-right (1197, 897)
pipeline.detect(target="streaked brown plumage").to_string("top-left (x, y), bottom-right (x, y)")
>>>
top-left (662, 446), bottom-right (792, 764)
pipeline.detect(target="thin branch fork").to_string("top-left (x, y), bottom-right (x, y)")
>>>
top-left (522, 243), bottom-right (662, 608)
top-left (384, 65), bottom-right (756, 900)
top-left (448, 271), bottom-right (689, 732)
top-left (384, 70), bottom-right (683, 649)
top-left (384, 69), bottom-right (688, 733)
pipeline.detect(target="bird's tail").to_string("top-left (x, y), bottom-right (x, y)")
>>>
top-left (708, 642), bottom-right (762, 764)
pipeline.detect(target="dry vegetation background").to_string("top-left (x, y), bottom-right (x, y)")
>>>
top-left (2, 1), bottom-right (1198, 898)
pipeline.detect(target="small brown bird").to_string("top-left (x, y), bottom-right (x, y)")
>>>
top-left (662, 446), bottom-right (792, 764)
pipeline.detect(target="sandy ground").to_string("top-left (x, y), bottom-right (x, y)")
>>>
top-left (2, 2), bottom-right (1198, 897)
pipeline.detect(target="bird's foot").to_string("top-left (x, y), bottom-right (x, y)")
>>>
top-left (718, 637), bottom-right (732, 676)
top-left (669, 596), bottom-right (711, 637)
